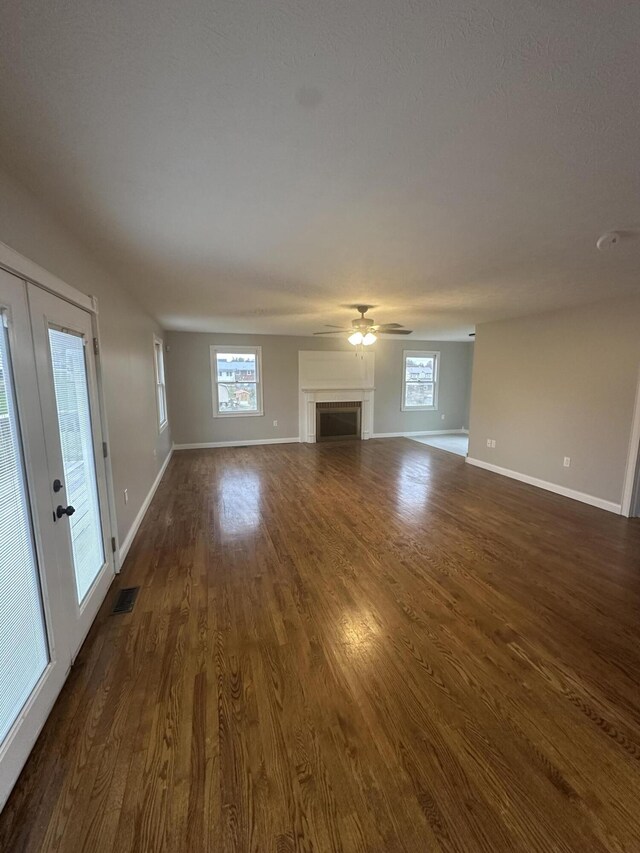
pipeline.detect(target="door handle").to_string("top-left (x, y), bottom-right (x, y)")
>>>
top-left (53, 478), bottom-right (64, 493)
top-left (56, 504), bottom-right (76, 519)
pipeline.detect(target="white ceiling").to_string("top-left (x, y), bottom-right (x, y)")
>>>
top-left (1, 0), bottom-right (639, 340)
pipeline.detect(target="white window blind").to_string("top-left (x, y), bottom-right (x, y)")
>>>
top-left (49, 328), bottom-right (104, 602)
top-left (0, 313), bottom-right (49, 744)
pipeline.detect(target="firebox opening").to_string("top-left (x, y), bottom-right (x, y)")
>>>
top-left (316, 402), bottom-right (362, 442)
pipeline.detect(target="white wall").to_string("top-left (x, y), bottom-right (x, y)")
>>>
top-left (166, 331), bottom-right (473, 445)
top-left (468, 294), bottom-right (640, 508)
top-left (0, 166), bottom-right (172, 545)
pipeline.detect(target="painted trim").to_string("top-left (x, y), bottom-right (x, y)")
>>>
top-left (401, 350), bottom-right (440, 412)
top-left (210, 344), bottom-right (264, 418)
top-left (0, 240), bottom-right (94, 312)
top-left (174, 437), bottom-right (300, 450)
top-left (621, 364), bottom-right (640, 517)
top-left (92, 305), bottom-right (122, 573)
top-left (466, 457), bottom-right (621, 515)
top-left (300, 388), bottom-right (374, 443)
top-left (0, 243), bottom-right (120, 572)
top-left (119, 447), bottom-right (174, 564)
top-left (153, 334), bottom-right (169, 434)
top-left (372, 429), bottom-right (467, 439)
top-left (300, 386), bottom-right (376, 392)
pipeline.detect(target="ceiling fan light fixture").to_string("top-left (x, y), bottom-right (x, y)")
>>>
top-left (314, 306), bottom-right (411, 343)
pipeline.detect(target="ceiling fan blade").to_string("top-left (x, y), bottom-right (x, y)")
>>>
top-left (374, 323), bottom-right (404, 329)
top-left (313, 330), bottom-right (349, 335)
top-left (378, 329), bottom-right (412, 335)
top-left (324, 324), bottom-right (348, 328)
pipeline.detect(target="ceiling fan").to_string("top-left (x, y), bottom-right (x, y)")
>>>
top-left (313, 305), bottom-right (412, 346)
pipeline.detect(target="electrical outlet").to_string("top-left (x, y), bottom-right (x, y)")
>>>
top-left (491, 439), bottom-right (496, 448)
top-left (124, 488), bottom-right (128, 505)
top-left (273, 419), bottom-right (278, 427)
top-left (487, 438), bottom-right (492, 447)
top-left (563, 456), bottom-right (571, 467)
top-left (441, 414), bottom-right (445, 420)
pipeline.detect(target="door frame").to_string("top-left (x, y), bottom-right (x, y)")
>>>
top-left (0, 269), bottom-right (73, 810)
top-left (0, 241), bottom-right (121, 568)
top-left (622, 363), bottom-right (640, 518)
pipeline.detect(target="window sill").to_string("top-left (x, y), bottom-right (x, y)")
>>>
top-left (213, 411), bottom-right (264, 419)
top-left (401, 406), bottom-right (438, 413)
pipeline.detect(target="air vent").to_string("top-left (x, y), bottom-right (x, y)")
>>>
top-left (112, 587), bottom-right (139, 614)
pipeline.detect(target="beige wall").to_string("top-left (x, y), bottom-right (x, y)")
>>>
top-left (0, 166), bottom-right (172, 544)
top-left (166, 331), bottom-right (473, 445)
top-left (468, 294), bottom-right (640, 506)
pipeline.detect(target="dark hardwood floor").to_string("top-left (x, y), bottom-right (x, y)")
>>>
top-left (2, 439), bottom-right (640, 852)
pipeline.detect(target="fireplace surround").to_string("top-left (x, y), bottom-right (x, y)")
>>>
top-left (298, 351), bottom-right (375, 443)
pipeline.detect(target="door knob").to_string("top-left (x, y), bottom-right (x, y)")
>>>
top-left (53, 479), bottom-right (64, 493)
top-left (56, 505), bottom-right (76, 519)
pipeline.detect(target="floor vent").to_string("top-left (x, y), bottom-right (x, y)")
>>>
top-left (112, 587), bottom-right (139, 614)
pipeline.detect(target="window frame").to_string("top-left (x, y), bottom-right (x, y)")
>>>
top-left (210, 345), bottom-right (264, 418)
top-left (401, 350), bottom-right (440, 412)
top-left (153, 335), bottom-right (168, 433)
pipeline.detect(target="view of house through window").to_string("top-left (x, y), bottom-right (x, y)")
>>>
top-left (212, 347), bottom-right (263, 416)
top-left (402, 351), bottom-right (439, 411)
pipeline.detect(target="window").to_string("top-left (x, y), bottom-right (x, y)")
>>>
top-left (402, 350), bottom-right (439, 411)
top-left (0, 313), bottom-right (49, 743)
top-left (211, 346), bottom-right (263, 417)
top-left (153, 336), bottom-right (168, 431)
top-left (50, 328), bottom-right (105, 600)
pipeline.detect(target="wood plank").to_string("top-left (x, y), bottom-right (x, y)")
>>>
top-left (1, 439), bottom-right (640, 851)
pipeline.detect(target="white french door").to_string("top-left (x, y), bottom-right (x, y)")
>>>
top-left (0, 270), bottom-right (114, 810)
top-left (29, 285), bottom-right (114, 655)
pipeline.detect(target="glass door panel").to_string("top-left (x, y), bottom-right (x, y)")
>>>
top-left (48, 328), bottom-right (105, 602)
top-left (0, 315), bottom-right (49, 744)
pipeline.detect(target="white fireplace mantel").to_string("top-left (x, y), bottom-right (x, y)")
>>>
top-left (300, 386), bottom-right (375, 393)
top-left (298, 352), bottom-right (375, 443)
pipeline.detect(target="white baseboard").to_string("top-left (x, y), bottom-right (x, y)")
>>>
top-left (176, 432), bottom-right (467, 448)
top-left (372, 429), bottom-right (467, 439)
top-left (466, 457), bottom-right (621, 514)
top-left (118, 447), bottom-right (174, 565)
top-left (173, 437), bottom-right (300, 450)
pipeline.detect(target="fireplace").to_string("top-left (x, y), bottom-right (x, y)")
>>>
top-left (316, 401), bottom-right (362, 442)
top-left (299, 351), bottom-right (375, 442)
